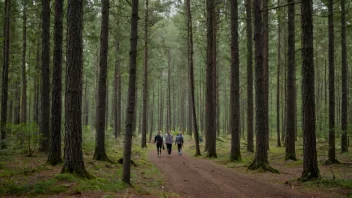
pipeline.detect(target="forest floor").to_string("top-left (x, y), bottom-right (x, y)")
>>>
top-left (149, 138), bottom-right (352, 198)
top-left (0, 129), bottom-right (351, 197)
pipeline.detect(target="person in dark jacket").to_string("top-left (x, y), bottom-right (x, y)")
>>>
top-left (154, 131), bottom-right (163, 156)
top-left (175, 132), bottom-right (184, 155)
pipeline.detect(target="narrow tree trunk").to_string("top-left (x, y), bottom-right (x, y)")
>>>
top-left (263, 0), bottom-right (269, 151)
top-left (229, 0), bottom-right (241, 162)
top-left (285, 0), bottom-right (296, 161)
top-left (213, 5), bottom-right (218, 139)
top-left (300, 0), bottom-right (320, 180)
top-left (149, 88), bottom-right (154, 143)
top-left (94, 0), bottom-right (111, 161)
top-left (39, 0), bottom-right (51, 152)
top-left (84, 76), bottom-right (89, 126)
top-left (21, 0), bottom-right (27, 125)
top-left (276, 0), bottom-right (281, 147)
top-left (340, 0), bottom-right (348, 153)
top-left (205, 0), bottom-right (217, 158)
top-left (186, 0), bottom-right (200, 156)
top-left (113, 40), bottom-right (119, 138)
top-left (0, 0), bottom-right (10, 149)
top-left (326, 0), bottom-right (338, 163)
top-left (62, 0), bottom-right (90, 178)
top-left (132, 90), bottom-right (137, 135)
top-left (187, 86), bottom-right (192, 136)
top-left (245, 0), bottom-right (253, 152)
top-left (167, 50), bottom-right (171, 132)
top-left (141, 0), bottom-right (149, 147)
top-left (122, 0), bottom-right (139, 184)
top-left (48, 0), bottom-right (64, 165)
top-left (33, 38), bottom-right (40, 125)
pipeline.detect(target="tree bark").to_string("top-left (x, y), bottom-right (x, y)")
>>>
top-left (245, 0), bottom-right (253, 152)
top-left (62, 0), bottom-right (90, 178)
top-left (141, 0), bottom-right (149, 148)
top-left (248, 0), bottom-right (277, 173)
top-left (21, 0), bottom-right (27, 125)
top-left (285, 0), bottom-right (296, 161)
top-left (340, 0), bottom-right (348, 153)
top-left (263, 0), bottom-right (269, 151)
top-left (186, 0), bottom-right (200, 156)
top-left (39, 0), bottom-right (51, 152)
top-left (48, 0), bottom-right (64, 165)
top-left (113, 39), bottom-right (120, 138)
top-left (83, 77), bottom-right (89, 126)
top-left (34, 38), bottom-right (40, 125)
top-left (276, 0), bottom-right (281, 148)
top-left (229, 0), bottom-right (241, 161)
top-left (123, 0), bottom-right (139, 184)
top-left (1, 0), bottom-right (10, 149)
top-left (149, 88), bottom-right (154, 143)
top-left (167, 50), bottom-right (171, 132)
top-left (300, 0), bottom-right (320, 180)
top-left (326, 0), bottom-right (338, 163)
top-left (94, 0), bottom-right (111, 161)
top-left (205, 0), bottom-right (217, 158)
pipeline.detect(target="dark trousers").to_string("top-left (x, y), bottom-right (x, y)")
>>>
top-left (177, 144), bottom-right (182, 153)
top-left (166, 143), bottom-right (172, 154)
top-left (156, 144), bottom-right (162, 155)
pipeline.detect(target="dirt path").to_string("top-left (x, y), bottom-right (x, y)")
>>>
top-left (148, 145), bottom-right (320, 198)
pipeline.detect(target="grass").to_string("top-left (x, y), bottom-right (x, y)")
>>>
top-left (0, 127), bottom-right (169, 197)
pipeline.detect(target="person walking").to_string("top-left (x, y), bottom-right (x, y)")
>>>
top-left (175, 132), bottom-right (184, 155)
top-left (154, 131), bottom-right (163, 156)
top-left (165, 130), bottom-right (173, 155)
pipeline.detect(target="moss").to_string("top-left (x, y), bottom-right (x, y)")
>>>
top-left (248, 160), bottom-right (280, 174)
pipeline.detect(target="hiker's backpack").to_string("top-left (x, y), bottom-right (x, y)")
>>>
top-left (176, 136), bottom-right (183, 144)
top-left (155, 135), bottom-right (162, 144)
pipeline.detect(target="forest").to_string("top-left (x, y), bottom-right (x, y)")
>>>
top-left (0, 0), bottom-right (351, 197)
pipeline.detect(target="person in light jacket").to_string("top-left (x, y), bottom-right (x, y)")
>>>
top-left (165, 130), bottom-right (173, 155)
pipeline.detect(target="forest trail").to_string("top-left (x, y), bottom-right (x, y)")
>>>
top-left (148, 142), bottom-right (318, 198)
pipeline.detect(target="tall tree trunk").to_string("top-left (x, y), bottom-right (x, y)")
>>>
top-left (245, 0), bottom-right (253, 152)
top-left (263, 0), bottom-right (269, 151)
top-left (39, 0), bottom-right (51, 152)
top-left (158, 84), bottom-right (161, 131)
top-left (248, 0), bottom-right (276, 173)
top-left (205, 0), bottom-right (217, 158)
top-left (300, 0), bottom-right (320, 180)
top-left (186, 0), bottom-right (200, 156)
top-left (113, 39), bottom-right (120, 138)
top-left (84, 76), bottom-right (89, 126)
top-left (21, 0), bottom-right (27, 125)
top-left (62, 0), bottom-right (90, 178)
top-left (340, 0), bottom-right (348, 153)
top-left (48, 0), bottom-right (64, 165)
top-left (149, 88), bottom-right (154, 143)
top-left (1, 0), bottom-right (10, 149)
top-left (276, 0), bottom-right (281, 148)
top-left (33, 38), bottom-right (40, 125)
top-left (122, 0), bottom-right (139, 184)
top-left (285, 0), bottom-right (296, 161)
top-left (326, 0), bottom-right (338, 163)
top-left (141, 0), bottom-right (149, 148)
top-left (167, 50), bottom-right (171, 132)
top-left (188, 86), bottom-right (192, 136)
top-left (180, 85), bottom-right (185, 132)
top-left (229, 0), bottom-right (241, 161)
top-left (132, 90), bottom-right (137, 135)
top-left (213, 5), bottom-right (218, 139)
top-left (94, 0), bottom-right (111, 161)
